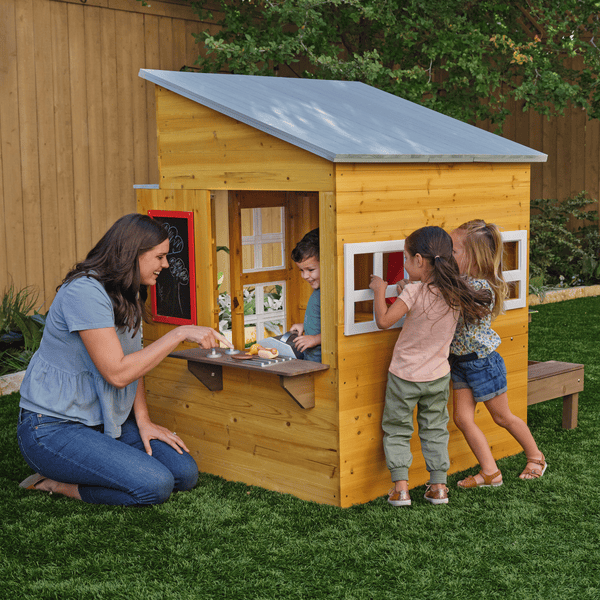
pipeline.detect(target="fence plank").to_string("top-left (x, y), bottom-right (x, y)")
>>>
top-left (100, 7), bottom-right (121, 231)
top-left (68, 2), bottom-right (92, 258)
top-left (51, 0), bottom-right (77, 281)
top-left (132, 11), bottom-right (150, 186)
top-left (34, 0), bottom-right (61, 302)
top-left (84, 5), bottom-right (108, 248)
top-left (16, 0), bottom-right (44, 291)
top-left (0, 0), bottom-right (25, 292)
top-left (116, 11), bottom-right (136, 217)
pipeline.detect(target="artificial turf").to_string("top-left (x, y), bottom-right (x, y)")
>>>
top-left (0, 297), bottom-right (598, 599)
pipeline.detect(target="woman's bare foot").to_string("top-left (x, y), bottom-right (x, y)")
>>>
top-left (21, 474), bottom-right (82, 500)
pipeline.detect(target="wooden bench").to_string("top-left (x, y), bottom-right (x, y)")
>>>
top-left (527, 360), bottom-right (584, 429)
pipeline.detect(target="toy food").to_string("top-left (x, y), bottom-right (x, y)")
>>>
top-left (258, 348), bottom-right (279, 359)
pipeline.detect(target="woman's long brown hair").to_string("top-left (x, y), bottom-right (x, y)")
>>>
top-left (60, 213), bottom-right (168, 334)
top-left (405, 226), bottom-right (491, 324)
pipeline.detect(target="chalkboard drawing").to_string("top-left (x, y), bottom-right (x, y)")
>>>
top-left (147, 210), bottom-right (197, 326)
top-left (163, 224), bottom-right (190, 316)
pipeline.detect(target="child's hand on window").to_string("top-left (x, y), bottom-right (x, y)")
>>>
top-left (369, 275), bottom-right (387, 293)
top-left (396, 278), bottom-right (413, 294)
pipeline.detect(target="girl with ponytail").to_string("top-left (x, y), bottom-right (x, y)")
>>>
top-left (370, 226), bottom-right (492, 506)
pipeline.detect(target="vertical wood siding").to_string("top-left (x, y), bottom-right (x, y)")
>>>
top-left (0, 0), bottom-right (209, 306)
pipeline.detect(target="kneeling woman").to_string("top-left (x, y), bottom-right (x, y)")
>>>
top-left (17, 213), bottom-right (231, 505)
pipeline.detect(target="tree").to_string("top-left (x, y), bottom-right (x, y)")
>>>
top-left (190, 0), bottom-right (600, 127)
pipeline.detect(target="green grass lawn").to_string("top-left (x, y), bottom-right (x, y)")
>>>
top-left (1, 297), bottom-right (599, 600)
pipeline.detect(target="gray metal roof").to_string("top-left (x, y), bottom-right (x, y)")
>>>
top-left (139, 69), bottom-right (547, 164)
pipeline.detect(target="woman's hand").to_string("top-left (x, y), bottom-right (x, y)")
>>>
top-left (136, 416), bottom-right (189, 456)
top-left (178, 325), bottom-right (233, 350)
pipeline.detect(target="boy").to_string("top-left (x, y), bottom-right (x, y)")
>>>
top-left (290, 228), bottom-right (321, 362)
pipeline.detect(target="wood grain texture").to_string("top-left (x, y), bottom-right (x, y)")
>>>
top-left (155, 89), bottom-right (334, 191)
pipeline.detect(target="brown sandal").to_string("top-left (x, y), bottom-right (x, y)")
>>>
top-left (458, 469), bottom-right (503, 489)
top-left (520, 454), bottom-right (547, 480)
top-left (19, 473), bottom-right (52, 493)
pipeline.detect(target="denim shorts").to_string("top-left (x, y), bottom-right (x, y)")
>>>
top-left (450, 351), bottom-right (507, 402)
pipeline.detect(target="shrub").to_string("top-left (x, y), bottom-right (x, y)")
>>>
top-left (529, 192), bottom-right (600, 288)
top-left (0, 284), bottom-right (46, 376)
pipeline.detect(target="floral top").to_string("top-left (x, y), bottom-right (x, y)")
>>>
top-left (449, 278), bottom-right (500, 358)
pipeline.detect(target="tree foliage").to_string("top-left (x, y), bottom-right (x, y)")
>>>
top-left (190, 0), bottom-right (600, 126)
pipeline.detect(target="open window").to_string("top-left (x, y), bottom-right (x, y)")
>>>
top-left (216, 191), bottom-right (319, 350)
top-left (343, 230), bottom-right (528, 336)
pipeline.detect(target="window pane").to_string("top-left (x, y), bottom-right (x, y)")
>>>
top-left (242, 245), bottom-right (255, 271)
top-left (263, 284), bottom-right (284, 312)
top-left (241, 208), bottom-right (253, 236)
top-left (243, 286), bottom-right (256, 316)
top-left (263, 319), bottom-right (285, 339)
top-left (261, 207), bottom-right (282, 234)
top-left (262, 242), bottom-right (283, 269)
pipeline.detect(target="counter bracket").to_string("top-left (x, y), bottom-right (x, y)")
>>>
top-left (279, 373), bottom-right (315, 409)
top-left (170, 348), bottom-right (328, 409)
top-left (187, 361), bottom-right (223, 392)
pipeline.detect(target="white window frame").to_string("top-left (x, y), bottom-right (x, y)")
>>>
top-left (343, 240), bottom-right (406, 336)
top-left (243, 280), bottom-right (287, 342)
top-left (343, 230), bottom-right (528, 336)
top-left (502, 229), bottom-right (528, 311)
top-left (242, 207), bottom-right (285, 273)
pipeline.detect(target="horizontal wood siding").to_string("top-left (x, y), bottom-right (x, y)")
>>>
top-left (334, 162), bottom-right (529, 507)
top-left (155, 88), bottom-right (334, 192)
top-left (138, 187), bottom-right (341, 505)
top-left (145, 357), bottom-right (340, 504)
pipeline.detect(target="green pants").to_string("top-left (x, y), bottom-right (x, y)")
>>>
top-left (382, 371), bottom-right (451, 485)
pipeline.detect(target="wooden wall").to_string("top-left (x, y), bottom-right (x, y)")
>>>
top-left (1, 0), bottom-right (598, 309)
top-left (334, 163), bottom-right (530, 506)
top-left (138, 185), bottom-right (341, 505)
top-left (0, 0), bottom-right (217, 308)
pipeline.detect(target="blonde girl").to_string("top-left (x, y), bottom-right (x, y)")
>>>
top-left (370, 226), bottom-right (491, 506)
top-left (450, 220), bottom-right (546, 488)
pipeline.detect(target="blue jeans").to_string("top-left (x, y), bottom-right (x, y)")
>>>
top-left (17, 409), bottom-right (199, 506)
top-left (450, 351), bottom-right (507, 402)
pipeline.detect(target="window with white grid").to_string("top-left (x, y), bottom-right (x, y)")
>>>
top-left (243, 282), bottom-right (286, 344)
top-left (241, 207), bottom-right (285, 272)
top-left (343, 230), bottom-right (528, 336)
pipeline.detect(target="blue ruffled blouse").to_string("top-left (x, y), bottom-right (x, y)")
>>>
top-left (19, 276), bottom-right (142, 438)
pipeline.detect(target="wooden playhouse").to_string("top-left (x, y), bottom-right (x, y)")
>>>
top-left (136, 69), bottom-right (547, 507)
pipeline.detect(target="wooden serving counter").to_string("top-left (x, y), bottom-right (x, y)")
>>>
top-left (169, 348), bottom-right (329, 409)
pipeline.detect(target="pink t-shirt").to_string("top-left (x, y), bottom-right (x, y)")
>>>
top-left (388, 282), bottom-right (459, 383)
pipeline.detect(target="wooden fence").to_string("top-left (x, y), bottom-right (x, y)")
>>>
top-left (1, 0), bottom-right (599, 308)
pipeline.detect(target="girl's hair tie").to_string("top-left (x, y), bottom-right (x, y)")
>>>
top-left (434, 255), bottom-right (440, 259)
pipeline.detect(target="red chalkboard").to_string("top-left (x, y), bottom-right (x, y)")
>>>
top-left (148, 210), bottom-right (197, 325)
